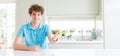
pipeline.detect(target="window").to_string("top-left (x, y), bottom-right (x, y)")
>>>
top-left (0, 3), bottom-right (15, 48)
top-left (48, 17), bottom-right (95, 30)
top-left (47, 17), bottom-right (98, 40)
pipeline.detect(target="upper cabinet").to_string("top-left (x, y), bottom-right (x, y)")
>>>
top-left (46, 0), bottom-right (100, 16)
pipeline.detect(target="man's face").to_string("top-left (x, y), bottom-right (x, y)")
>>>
top-left (30, 11), bottom-right (41, 23)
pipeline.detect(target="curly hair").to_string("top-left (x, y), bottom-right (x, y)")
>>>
top-left (29, 4), bottom-right (44, 15)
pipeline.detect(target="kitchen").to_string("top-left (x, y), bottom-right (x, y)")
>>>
top-left (15, 0), bottom-right (104, 49)
top-left (0, 0), bottom-right (120, 56)
top-left (0, 0), bottom-right (103, 49)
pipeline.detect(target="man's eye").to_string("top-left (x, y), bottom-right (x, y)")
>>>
top-left (33, 14), bottom-right (35, 16)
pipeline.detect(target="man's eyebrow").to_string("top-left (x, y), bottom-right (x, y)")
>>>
top-left (33, 13), bottom-right (36, 14)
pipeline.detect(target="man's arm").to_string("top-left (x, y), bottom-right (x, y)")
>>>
top-left (47, 32), bottom-right (59, 43)
top-left (14, 36), bottom-right (40, 51)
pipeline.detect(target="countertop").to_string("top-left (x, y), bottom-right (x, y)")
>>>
top-left (54, 39), bottom-right (103, 44)
top-left (1, 49), bottom-right (120, 56)
top-left (0, 49), bottom-right (95, 56)
top-left (48, 37), bottom-right (104, 44)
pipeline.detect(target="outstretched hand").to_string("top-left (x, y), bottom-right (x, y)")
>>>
top-left (53, 30), bottom-right (60, 41)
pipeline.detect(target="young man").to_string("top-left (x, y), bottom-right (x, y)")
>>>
top-left (14, 4), bottom-right (59, 51)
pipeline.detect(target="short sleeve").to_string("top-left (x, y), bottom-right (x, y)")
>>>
top-left (46, 25), bottom-right (52, 36)
top-left (16, 25), bottom-right (25, 38)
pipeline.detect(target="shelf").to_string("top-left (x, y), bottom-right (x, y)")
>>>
top-left (48, 38), bottom-right (104, 44)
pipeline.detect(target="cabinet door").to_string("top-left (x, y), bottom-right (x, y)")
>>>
top-left (104, 0), bottom-right (120, 49)
top-left (47, 0), bottom-right (99, 16)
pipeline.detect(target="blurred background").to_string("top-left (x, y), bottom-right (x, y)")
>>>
top-left (1, 0), bottom-right (120, 56)
top-left (0, 0), bottom-right (104, 49)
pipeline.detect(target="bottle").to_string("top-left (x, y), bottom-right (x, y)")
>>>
top-left (86, 30), bottom-right (91, 40)
top-left (91, 28), bottom-right (97, 40)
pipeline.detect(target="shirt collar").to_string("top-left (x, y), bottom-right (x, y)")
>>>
top-left (28, 22), bottom-right (43, 30)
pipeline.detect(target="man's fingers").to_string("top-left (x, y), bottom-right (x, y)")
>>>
top-left (55, 30), bottom-right (60, 34)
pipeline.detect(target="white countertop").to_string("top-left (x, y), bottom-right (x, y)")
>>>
top-left (1, 49), bottom-right (120, 56)
top-left (54, 39), bottom-right (103, 44)
top-left (48, 37), bottom-right (104, 44)
top-left (0, 49), bottom-right (95, 56)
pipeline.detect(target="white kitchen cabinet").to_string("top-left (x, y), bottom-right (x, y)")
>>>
top-left (104, 0), bottom-right (120, 49)
top-left (46, 0), bottom-right (99, 16)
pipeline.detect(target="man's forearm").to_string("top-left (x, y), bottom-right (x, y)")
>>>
top-left (14, 44), bottom-right (31, 51)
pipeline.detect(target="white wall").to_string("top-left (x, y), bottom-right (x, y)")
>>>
top-left (104, 0), bottom-right (120, 49)
top-left (16, 0), bottom-right (45, 33)
top-left (0, 0), bottom-right (15, 3)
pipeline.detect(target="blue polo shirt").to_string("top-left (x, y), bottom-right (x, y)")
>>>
top-left (17, 22), bottom-right (51, 49)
